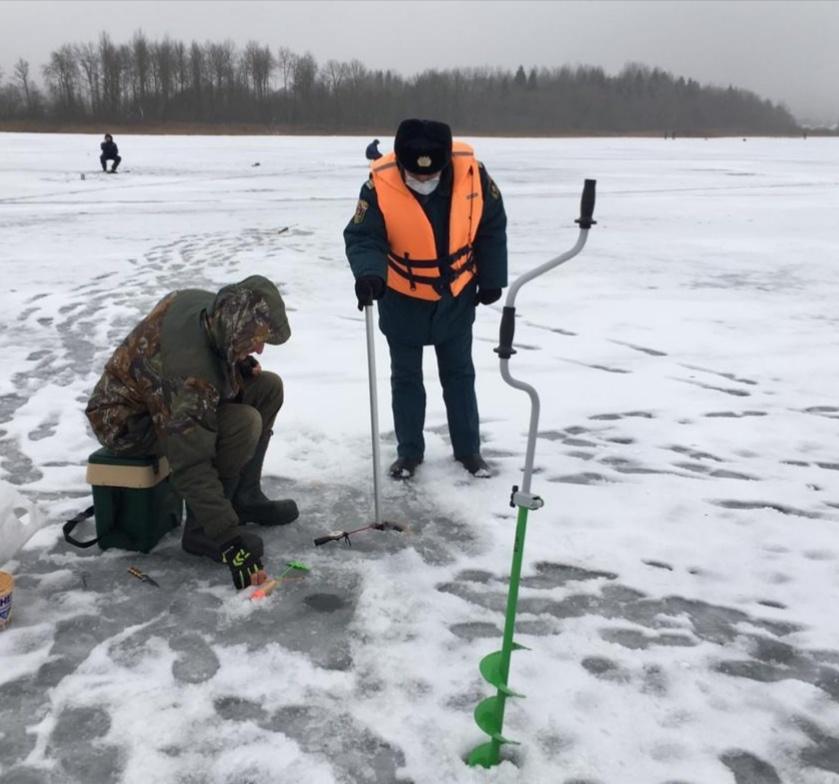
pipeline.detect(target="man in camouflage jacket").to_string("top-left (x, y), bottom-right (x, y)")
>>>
top-left (85, 275), bottom-right (298, 589)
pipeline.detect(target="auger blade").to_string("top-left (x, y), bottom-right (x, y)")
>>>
top-left (479, 647), bottom-right (528, 695)
top-left (474, 697), bottom-right (520, 745)
top-left (467, 741), bottom-right (500, 768)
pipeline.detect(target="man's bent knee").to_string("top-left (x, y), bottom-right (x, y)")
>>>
top-left (216, 404), bottom-right (262, 478)
top-left (242, 371), bottom-right (284, 425)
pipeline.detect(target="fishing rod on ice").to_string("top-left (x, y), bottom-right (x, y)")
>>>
top-left (314, 520), bottom-right (405, 547)
top-left (313, 304), bottom-right (406, 547)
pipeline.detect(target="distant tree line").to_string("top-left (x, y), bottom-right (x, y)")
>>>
top-left (0, 30), bottom-right (802, 135)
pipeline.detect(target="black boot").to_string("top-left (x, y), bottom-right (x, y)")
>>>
top-left (388, 456), bottom-right (423, 479)
top-left (181, 479), bottom-right (264, 561)
top-left (456, 453), bottom-right (491, 478)
top-left (233, 433), bottom-right (299, 526)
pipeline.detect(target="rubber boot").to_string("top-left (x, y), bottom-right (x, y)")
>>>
top-left (232, 434), bottom-right (299, 526)
top-left (181, 479), bottom-right (264, 561)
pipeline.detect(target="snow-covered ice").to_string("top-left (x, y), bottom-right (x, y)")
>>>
top-left (0, 132), bottom-right (838, 783)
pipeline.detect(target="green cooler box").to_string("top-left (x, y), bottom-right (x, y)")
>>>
top-left (79, 448), bottom-right (183, 552)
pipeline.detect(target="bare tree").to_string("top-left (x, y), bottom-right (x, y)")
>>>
top-left (276, 46), bottom-right (296, 93)
top-left (42, 44), bottom-right (81, 117)
top-left (116, 42), bottom-right (133, 114)
top-left (99, 32), bottom-right (123, 119)
top-left (205, 39), bottom-right (237, 116)
top-left (292, 51), bottom-right (317, 99)
top-left (343, 58), bottom-right (370, 123)
top-left (172, 40), bottom-right (188, 95)
top-left (150, 37), bottom-right (176, 118)
top-left (0, 66), bottom-right (21, 119)
top-left (241, 40), bottom-right (256, 98)
top-left (289, 51), bottom-right (319, 124)
top-left (188, 40), bottom-right (205, 98)
top-left (76, 42), bottom-right (102, 116)
top-left (243, 40), bottom-right (275, 102)
top-left (346, 59), bottom-right (368, 93)
top-left (254, 43), bottom-right (275, 100)
top-left (13, 58), bottom-right (35, 114)
top-left (323, 59), bottom-right (349, 95)
top-left (131, 29), bottom-right (151, 119)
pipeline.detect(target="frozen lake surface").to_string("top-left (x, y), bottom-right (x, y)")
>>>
top-left (0, 132), bottom-right (838, 783)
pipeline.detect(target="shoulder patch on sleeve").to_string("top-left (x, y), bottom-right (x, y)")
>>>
top-left (353, 199), bottom-right (370, 224)
top-left (488, 177), bottom-right (501, 200)
top-left (364, 177), bottom-right (375, 190)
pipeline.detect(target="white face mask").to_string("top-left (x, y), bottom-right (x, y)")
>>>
top-left (405, 173), bottom-right (441, 195)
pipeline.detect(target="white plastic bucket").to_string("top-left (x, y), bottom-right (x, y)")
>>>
top-left (0, 571), bottom-right (13, 631)
top-left (0, 481), bottom-right (46, 567)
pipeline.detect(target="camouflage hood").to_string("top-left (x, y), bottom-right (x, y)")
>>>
top-left (210, 275), bottom-right (290, 365)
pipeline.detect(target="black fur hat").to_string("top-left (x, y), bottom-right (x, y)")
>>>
top-left (394, 119), bottom-right (452, 175)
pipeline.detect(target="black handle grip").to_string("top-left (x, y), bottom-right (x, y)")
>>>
top-left (575, 179), bottom-right (597, 229)
top-left (314, 535), bottom-right (335, 546)
top-left (494, 306), bottom-right (517, 360)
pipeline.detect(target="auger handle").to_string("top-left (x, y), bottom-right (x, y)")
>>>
top-left (494, 179), bottom-right (596, 360)
top-left (494, 307), bottom-right (517, 360)
top-left (575, 179), bottom-right (597, 229)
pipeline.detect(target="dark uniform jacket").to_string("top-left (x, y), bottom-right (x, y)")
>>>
top-left (344, 161), bottom-right (508, 346)
top-left (101, 140), bottom-right (119, 159)
top-left (85, 276), bottom-right (290, 542)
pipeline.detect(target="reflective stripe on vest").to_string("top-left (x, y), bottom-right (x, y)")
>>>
top-left (371, 142), bottom-right (484, 301)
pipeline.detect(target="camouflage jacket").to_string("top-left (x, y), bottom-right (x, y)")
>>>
top-left (86, 275), bottom-right (290, 543)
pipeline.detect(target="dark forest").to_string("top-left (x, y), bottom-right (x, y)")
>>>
top-left (0, 31), bottom-right (804, 136)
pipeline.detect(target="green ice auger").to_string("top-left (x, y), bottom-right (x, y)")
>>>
top-left (467, 180), bottom-right (597, 769)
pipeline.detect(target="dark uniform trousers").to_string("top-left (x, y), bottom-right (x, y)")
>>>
top-left (387, 330), bottom-right (479, 461)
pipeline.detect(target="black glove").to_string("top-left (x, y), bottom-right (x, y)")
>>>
top-left (221, 537), bottom-right (264, 590)
top-left (475, 288), bottom-right (502, 306)
top-left (236, 355), bottom-right (260, 378)
top-left (355, 275), bottom-right (386, 311)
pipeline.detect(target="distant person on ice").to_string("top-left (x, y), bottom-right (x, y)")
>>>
top-left (365, 138), bottom-right (382, 161)
top-left (100, 133), bottom-right (121, 173)
top-left (85, 275), bottom-right (299, 590)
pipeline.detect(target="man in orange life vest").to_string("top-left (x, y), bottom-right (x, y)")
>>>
top-left (344, 119), bottom-right (508, 479)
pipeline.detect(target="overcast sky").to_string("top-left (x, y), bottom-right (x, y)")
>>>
top-left (1, 0), bottom-right (836, 124)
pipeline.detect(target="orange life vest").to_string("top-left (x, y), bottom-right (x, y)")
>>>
top-left (370, 142), bottom-right (484, 301)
